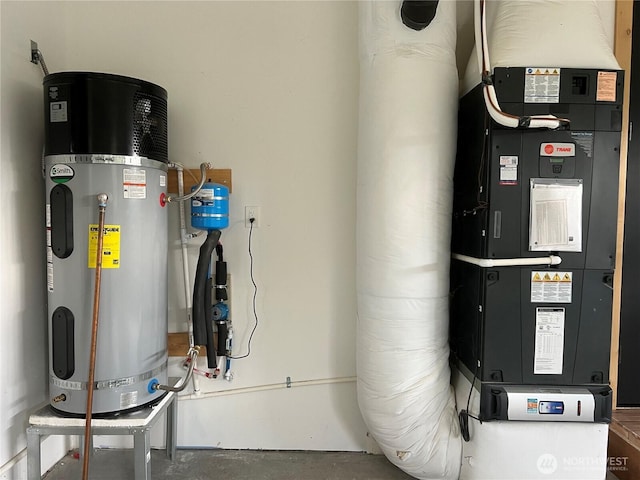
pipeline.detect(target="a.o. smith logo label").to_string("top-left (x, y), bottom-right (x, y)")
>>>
top-left (49, 164), bottom-right (75, 183)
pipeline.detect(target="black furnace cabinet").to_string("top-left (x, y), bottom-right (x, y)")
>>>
top-left (450, 67), bottom-right (623, 422)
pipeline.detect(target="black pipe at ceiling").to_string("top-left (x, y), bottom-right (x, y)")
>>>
top-left (400, 1), bottom-right (439, 31)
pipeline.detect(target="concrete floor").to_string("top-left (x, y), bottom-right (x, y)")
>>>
top-left (43, 449), bottom-right (625, 480)
top-left (43, 449), bottom-right (416, 480)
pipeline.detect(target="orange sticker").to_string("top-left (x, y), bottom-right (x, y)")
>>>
top-left (596, 71), bottom-right (617, 102)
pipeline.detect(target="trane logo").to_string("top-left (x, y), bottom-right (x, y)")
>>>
top-left (540, 143), bottom-right (575, 157)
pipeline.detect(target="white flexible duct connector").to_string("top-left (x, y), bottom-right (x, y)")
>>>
top-left (463, 0), bottom-right (620, 95)
top-left (357, 2), bottom-right (461, 479)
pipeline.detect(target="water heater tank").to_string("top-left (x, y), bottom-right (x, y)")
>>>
top-left (43, 72), bottom-right (169, 414)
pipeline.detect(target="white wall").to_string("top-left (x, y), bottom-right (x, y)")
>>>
top-left (0, 2), bottom-right (76, 477)
top-left (1, 0), bottom-right (367, 458)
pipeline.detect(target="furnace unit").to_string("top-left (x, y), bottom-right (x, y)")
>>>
top-left (450, 67), bottom-right (623, 422)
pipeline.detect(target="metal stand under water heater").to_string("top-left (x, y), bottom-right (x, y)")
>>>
top-left (451, 67), bottom-right (623, 425)
top-left (44, 72), bottom-right (169, 415)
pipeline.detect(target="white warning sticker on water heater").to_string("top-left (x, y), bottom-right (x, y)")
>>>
top-left (534, 307), bottom-right (565, 375)
top-left (50, 101), bottom-right (68, 122)
top-left (120, 391), bottom-right (138, 409)
top-left (47, 263), bottom-right (54, 293)
top-left (123, 168), bottom-right (146, 199)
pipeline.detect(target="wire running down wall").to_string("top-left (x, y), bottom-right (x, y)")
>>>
top-left (356, 2), bottom-right (462, 478)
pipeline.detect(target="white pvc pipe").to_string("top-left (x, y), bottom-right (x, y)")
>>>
top-left (452, 253), bottom-right (562, 268)
top-left (178, 376), bottom-right (356, 401)
top-left (176, 165), bottom-right (200, 393)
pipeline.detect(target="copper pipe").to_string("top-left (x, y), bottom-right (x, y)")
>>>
top-left (82, 193), bottom-right (108, 480)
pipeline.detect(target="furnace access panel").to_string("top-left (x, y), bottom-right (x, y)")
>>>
top-left (450, 68), bottom-right (623, 422)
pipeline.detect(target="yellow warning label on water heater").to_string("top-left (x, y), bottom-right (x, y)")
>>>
top-left (88, 224), bottom-right (121, 269)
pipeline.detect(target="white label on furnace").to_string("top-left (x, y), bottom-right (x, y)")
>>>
top-left (50, 101), bottom-right (68, 122)
top-left (525, 67), bottom-right (560, 103)
top-left (123, 168), bottom-right (146, 199)
top-left (531, 271), bottom-right (572, 303)
top-left (120, 391), bottom-right (138, 409)
top-left (499, 155), bottom-right (518, 184)
top-left (534, 307), bottom-right (565, 375)
top-left (529, 179), bottom-right (583, 252)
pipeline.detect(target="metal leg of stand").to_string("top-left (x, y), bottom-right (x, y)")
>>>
top-left (133, 428), bottom-right (151, 480)
top-left (166, 394), bottom-right (177, 460)
top-left (26, 427), bottom-right (41, 480)
top-left (79, 434), bottom-right (94, 457)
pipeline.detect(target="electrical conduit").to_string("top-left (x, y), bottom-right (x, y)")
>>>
top-left (357, 2), bottom-right (461, 478)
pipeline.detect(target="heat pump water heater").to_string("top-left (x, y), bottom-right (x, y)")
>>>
top-left (43, 72), bottom-right (169, 415)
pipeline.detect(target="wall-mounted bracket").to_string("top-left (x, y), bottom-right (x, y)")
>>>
top-left (30, 40), bottom-right (49, 76)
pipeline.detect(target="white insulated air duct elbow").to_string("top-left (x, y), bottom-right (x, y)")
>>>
top-left (462, 0), bottom-right (620, 95)
top-left (357, 2), bottom-right (461, 479)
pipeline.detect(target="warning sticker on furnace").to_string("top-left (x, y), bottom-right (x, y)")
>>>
top-left (531, 271), bottom-right (572, 303)
top-left (88, 224), bottom-right (121, 269)
top-left (596, 71), bottom-right (617, 102)
top-left (525, 67), bottom-right (560, 103)
top-left (123, 168), bottom-right (146, 199)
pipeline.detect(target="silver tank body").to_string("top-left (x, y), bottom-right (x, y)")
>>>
top-left (45, 156), bottom-right (168, 414)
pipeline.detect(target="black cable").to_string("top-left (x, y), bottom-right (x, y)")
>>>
top-left (459, 364), bottom-right (481, 442)
top-left (458, 293), bottom-right (483, 442)
top-left (230, 219), bottom-right (259, 359)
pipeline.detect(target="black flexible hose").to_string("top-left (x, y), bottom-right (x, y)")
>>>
top-left (204, 277), bottom-right (217, 369)
top-left (192, 229), bottom-right (221, 346)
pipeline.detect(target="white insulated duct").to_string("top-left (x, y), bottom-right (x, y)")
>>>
top-left (357, 2), bottom-right (461, 479)
top-left (462, 0), bottom-right (620, 95)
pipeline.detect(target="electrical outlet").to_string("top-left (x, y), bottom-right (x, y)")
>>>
top-left (245, 206), bottom-right (260, 227)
